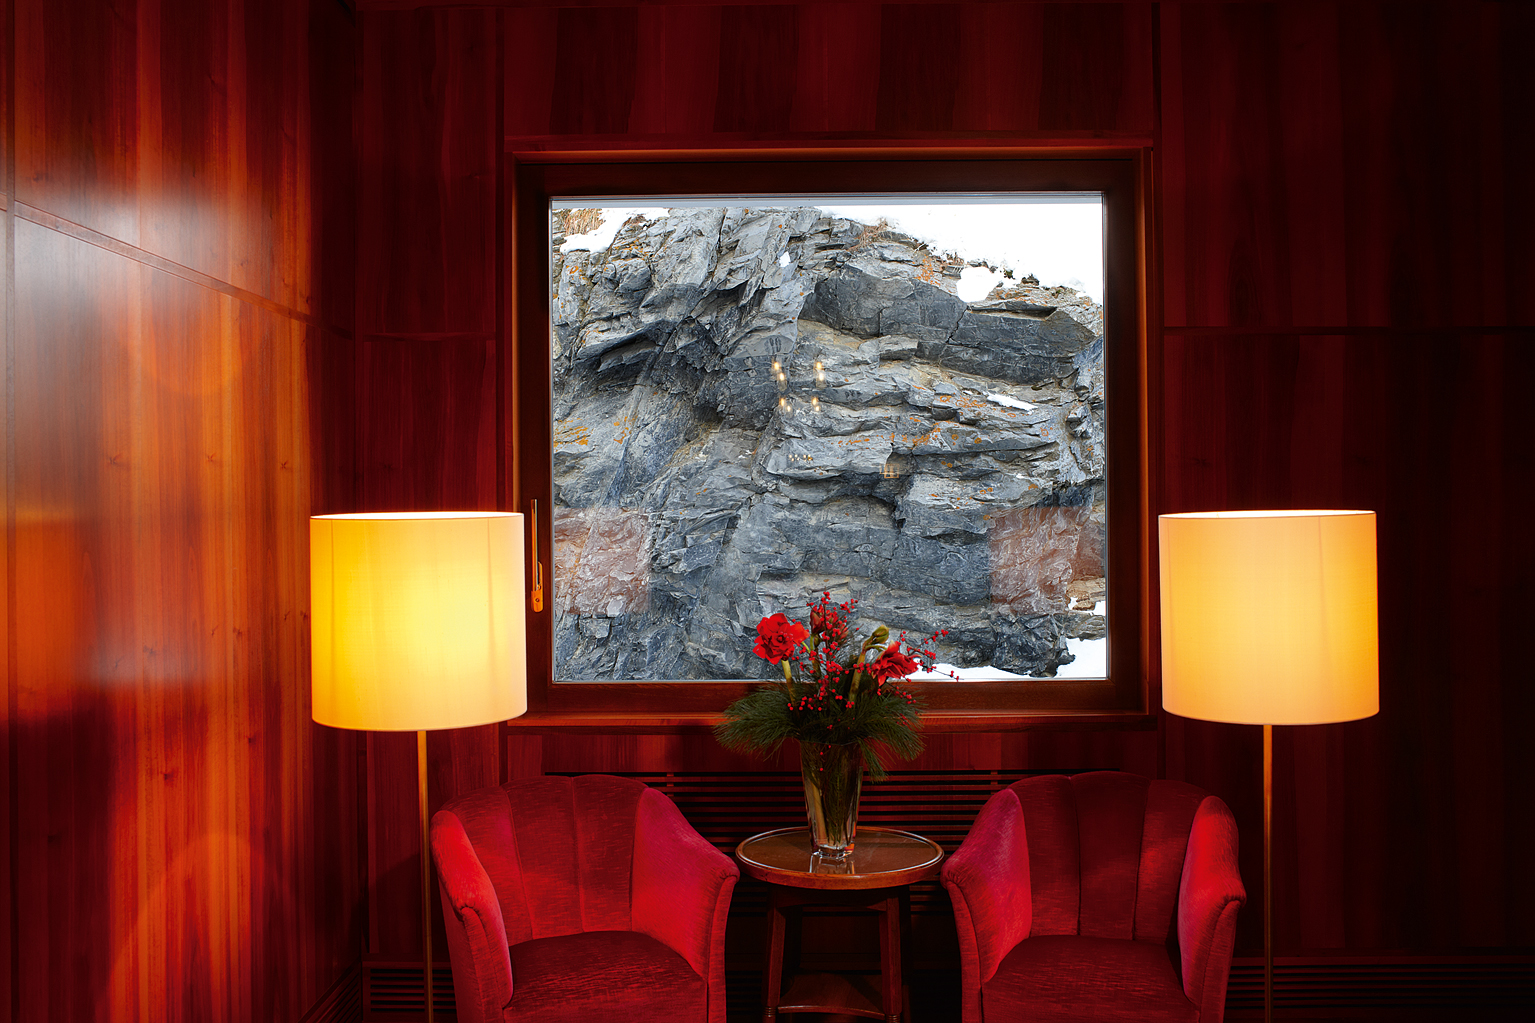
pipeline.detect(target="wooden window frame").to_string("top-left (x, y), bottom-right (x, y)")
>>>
top-left (510, 149), bottom-right (1152, 728)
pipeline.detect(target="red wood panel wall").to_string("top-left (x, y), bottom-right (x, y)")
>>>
top-left (351, 6), bottom-right (507, 964)
top-left (1159, 1), bottom-right (1535, 954)
top-left (4, 1), bottom-right (362, 1020)
top-left (341, 0), bottom-right (1535, 986)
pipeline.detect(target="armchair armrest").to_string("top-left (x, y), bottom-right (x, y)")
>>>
top-left (431, 810), bottom-right (514, 1023)
top-left (939, 788), bottom-right (1034, 1023)
top-left (631, 786), bottom-right (740, 1023)
top-left (1177, 796), bottom-right (1247, 1023)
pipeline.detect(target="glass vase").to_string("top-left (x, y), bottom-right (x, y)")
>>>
top-left (799, 740), bottom-right (863, 863)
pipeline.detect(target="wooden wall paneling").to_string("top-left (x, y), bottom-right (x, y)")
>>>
top-left (1, 0), bottom-right (10, 192)
top-left (503, 4), bottom-right (560, 138)
top-left (1496, 2), bottom-right (1535, 327)
top-left (507, 2), bottom-right (1158, 146)
top-left (311, 0), bottom-right (357, 334)
top-left (352, 332), bottom-right (503, 958)
top-left (229, 303), bottom-right (324, 1016)
top-left (223, 0), bottom-right (311, 313)
top-left (953, 3), bottom-right (1044, 132)
top-left (14, 224), bottom-right (243, 1021)
top-left (874, 4), bottom-right (961, 133)
top-left (628, 4), bottom-right (721, 135)
top-left (363, 725), bottom-right (498, 960)
top-left (354, 4), bottom-right (507, 975)
top-left (308, 329), bottom-right (359, 515)
top-left (1160, 3), bottom-right (1317, 327)
top-left (547, 5), bottom-right (640, 136)
top-left (363, 730), bottom-right (421, 958)
top-left (787, 3), bottom-right (881, 134)
top-left (1163, 2), bottom-right (1534, 331)
top-left (14, 0), bottom-right (141, 246)
top-left (1038, 2), bottom-right (1154, 132)
top-left (17, 0), bottom-right (319, 313)
top-left (2, 0), bottom-right (13, 1004)
top-left (1161, 330), bottom-right (1535, 954)
top-left (8, 0), bottom-right (358, 1019)
top-left (356, 6), bottom-right (498, 337)
top-left (715, 5), bottom-right (798, 134)
top-left (356, 337), bottom-right (498, 512)
top-left (13, 223), bottom-right (141, 1023)
top-left (1335, 3), bottom-right (1532, 329)
top-left (138, 0), bottom-right (241, 303)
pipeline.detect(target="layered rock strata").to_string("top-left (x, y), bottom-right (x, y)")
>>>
top-left (551, 208), bottom-right (1107, 680)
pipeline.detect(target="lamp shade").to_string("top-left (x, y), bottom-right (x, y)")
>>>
top-left (311, 512), bottom-right (527, 731)
top-left (1159, 510), bottom-right (1378, 725)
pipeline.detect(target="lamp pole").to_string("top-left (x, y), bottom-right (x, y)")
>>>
top-left (1263, 724), bottom-right (1272, 1023)
top-left (420, 730), bottom-right (434, 1022)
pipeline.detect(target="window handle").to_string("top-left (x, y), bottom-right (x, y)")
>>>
top-left (530, 500), bottom-right (545, 612)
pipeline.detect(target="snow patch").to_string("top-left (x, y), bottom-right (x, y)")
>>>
top-left (560, 208), bottom-right (670, 253)
top-left (988, 393), bottom-right (1037, 411)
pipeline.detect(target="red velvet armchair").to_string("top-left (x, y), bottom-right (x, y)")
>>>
top-left (940, 771), bottom-right (1245, 1023)
top-left (429, 774), bottom-right (739, 1023)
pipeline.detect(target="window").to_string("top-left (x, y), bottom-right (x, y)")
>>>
top-left (513, 156), bottom-right (1147, 719)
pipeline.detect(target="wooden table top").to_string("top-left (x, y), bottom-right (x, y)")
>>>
top-left (735, 827), bottom-right (945, 890)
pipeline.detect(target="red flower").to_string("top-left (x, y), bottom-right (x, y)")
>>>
top-left (755, 613), bottom-right (809, 664)
top-left (868, 643), bottom-right (921, 681)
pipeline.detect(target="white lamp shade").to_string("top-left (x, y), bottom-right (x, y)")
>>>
top-left (310, 512), bottom-right (528, 731)
top-left (1159, 510), bottom-right (1378, 725)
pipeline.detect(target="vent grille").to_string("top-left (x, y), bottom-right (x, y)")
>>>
top-left (1225, 959), bottom-right (1535, 1013)
top-left (362, 963), bottom-right (455, 1020)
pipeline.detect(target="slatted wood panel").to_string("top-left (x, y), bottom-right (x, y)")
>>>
top-left (362, 963), bottom-right (455, 1021)
top-left (504, 1), bottom-right (1155, 139)
top-left (5, 1), bottom-right (361, 1020)
top-left (349, 4), bottom-right (507, 969)
top-left (1158, 0), bottom-right (1535, 964)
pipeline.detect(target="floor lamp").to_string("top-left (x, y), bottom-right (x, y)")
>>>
top-left (1159, 510), bottom-right (1378, 1023)
top-left (311, 512), bottom-right (529, 1023)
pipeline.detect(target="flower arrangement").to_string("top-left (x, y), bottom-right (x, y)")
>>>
top-left (715, 592), bottom-right (949, 780)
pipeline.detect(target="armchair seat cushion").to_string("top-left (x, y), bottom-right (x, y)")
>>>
top-left (982, 936), bottom-right (1199, 1023)
top-left (503, 930), bottom-right (706, 1023)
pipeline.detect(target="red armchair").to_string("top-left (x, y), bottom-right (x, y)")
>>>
top-left (940, 771), bottom-right (1245, 1023)
top-left (430, 774), bottom-right (739, 1023)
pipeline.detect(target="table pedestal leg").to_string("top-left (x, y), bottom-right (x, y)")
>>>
top-left (763, 894), bottom-right (788, 1023)
top-left (878, 892), bottom-right (902, 1023)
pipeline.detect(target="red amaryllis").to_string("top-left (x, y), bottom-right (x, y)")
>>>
top-left (868, 643), bottom-right (922, 681)
top-left (754, 613), bottom-right (809, 663)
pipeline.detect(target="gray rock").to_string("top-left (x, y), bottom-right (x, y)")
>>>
top-left (550, 206), bottom-right (1108, 679)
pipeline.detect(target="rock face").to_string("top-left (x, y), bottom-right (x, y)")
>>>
top-left (551, 208), bottom-right (1107, 680)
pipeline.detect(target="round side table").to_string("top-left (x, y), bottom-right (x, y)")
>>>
top-left (736, 827), bottom-right (944, 1023)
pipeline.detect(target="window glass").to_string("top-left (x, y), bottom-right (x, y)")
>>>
top-left (549, 198), bottom-right (1106, 683)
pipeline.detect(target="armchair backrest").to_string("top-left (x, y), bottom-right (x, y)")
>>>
top-left (435, 774), bottom-right (646, 945)
top-left (1007, 771), bottom-right (1210, 942)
